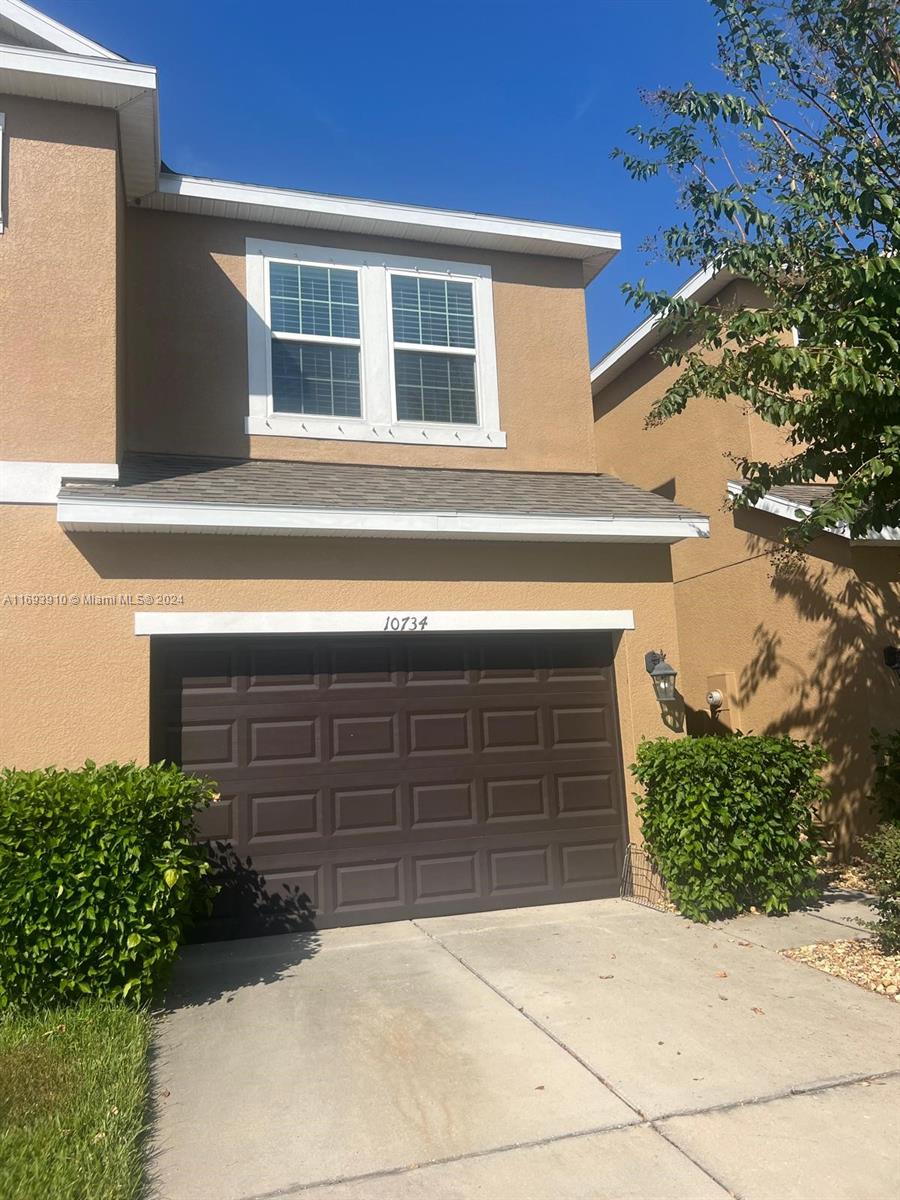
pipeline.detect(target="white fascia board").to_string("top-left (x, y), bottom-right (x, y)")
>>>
top-left (0, 43), bottom-right (156, 89)
top-left (57, 496), bottom-right (710, 544)
top-left (2, 461), bottom-right (119, 504)
top-left (591, 265), bottom-right (735, 391)
top-left (153, 174), bottom-right (621, 279)
top-left (135, 609), bottom-right (637, 637)
top-left (726, 481), bottom-right (900, 543)
top-left (0, 0), bottom-right (123, 60)
top-left (0, 45), bottom-right (158, 198)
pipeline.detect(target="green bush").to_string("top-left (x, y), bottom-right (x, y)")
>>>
top-left (631, 734), bottom-right (827, 922)
top-left (870, 729), bottom-right (900, 822)
top-left (0, 762), bottom-right (217, 1009)
top-left (860, 822), bottom-right (900, 954)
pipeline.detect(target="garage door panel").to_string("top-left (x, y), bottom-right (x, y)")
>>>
top-left (556, 770), bottom-right (619, 817)
top-left (484, 774), bottom-right (550, 823)
top-left (410, 778), bottom-right (478, 828)
top-left (154, 633), bottom-right (626, 932)
top-left (550, 704), bottom-right (614, 750)
top-left (248, 715), bottom-right (321, 766)
top-left (480, 705), bottom-right (544, 752)
top-left (407, 707), bottom-right (474, 756)
top-left (404, 638), bottom-right (470, 684)
top-left (560, 840), bottom-right (620, 888)
top-left (248, 641), bottom-right (318, 691)
top-left (248, 788), bottom-right (323, 844)
top-left (174, 718), bottom-right (239, 771)
top-left (324, 640), bottom-right (399, 688)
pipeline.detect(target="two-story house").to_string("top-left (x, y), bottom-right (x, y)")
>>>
top-left (0, 0), bottom-right (708, 930)
top-left (591, 267), bottom-right (900, 852)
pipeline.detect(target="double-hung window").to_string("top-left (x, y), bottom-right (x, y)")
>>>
top-left (391, 275), bottom-right (477, 425)
top-left (246, 238), bottom-right (503, 447)
top-left (269, 262), bottom-right (362, 418)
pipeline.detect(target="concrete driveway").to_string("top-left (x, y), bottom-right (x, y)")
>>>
top-left (150, 897), bottom-right (900, 1200)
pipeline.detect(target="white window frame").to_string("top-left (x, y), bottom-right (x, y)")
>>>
top-left (387, 268), bottom-right (480, 429)
top-left (245, 237), bottom-right (504, 448)
top-left (266, 258), bottom-right (367, 425)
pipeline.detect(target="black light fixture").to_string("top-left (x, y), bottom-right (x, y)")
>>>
top-left (645, 650), bottom-right (678, 703)
top-left (884, 647), bottom-right (900, 680)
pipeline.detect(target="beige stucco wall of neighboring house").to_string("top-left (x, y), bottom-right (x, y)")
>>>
top-left (124, 209), bottom-right (596, 473)
top-left (0, 506), bottom-right (684, 841)
top-left (593, 292), bottom-right (900, 850)
top-left (0, 95), bottom-right (120, 463)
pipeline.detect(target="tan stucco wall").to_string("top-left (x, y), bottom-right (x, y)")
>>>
top-left (593, 293), bottom-right (900, 849)
top-left (124, 209), bottom-right (596, 472)
top-left (0, 506), bottom-right (684, 841)
top-left (0, 95), bottom-right (120, 463)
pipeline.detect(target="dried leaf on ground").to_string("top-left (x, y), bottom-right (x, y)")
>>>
top-left (783, 940), bottom-right (900, 999)
top-left (818, 862), bottom-right (872, 893)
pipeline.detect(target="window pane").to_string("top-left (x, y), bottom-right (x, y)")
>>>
top-left (269, 263), bottom-right (359, 339)
top-left (395, 350), bottom-right (477, 424)
top-left (391, 276), bottom-right (475, 349)
top-left (272, 340), bottom-right (361, 417)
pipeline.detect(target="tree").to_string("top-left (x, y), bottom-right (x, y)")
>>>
top-left (614, 0), bottom-right (900, 545)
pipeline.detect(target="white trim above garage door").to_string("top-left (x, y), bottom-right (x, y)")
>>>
top-left (135, 609), bottom-right (636, 637)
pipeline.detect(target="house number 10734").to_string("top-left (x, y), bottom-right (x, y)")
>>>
top-left (382, 615), bottom-right (429, 631)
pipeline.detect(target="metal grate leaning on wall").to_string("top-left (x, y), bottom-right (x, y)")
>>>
top-left (620, 842), bottom-right (672, 911)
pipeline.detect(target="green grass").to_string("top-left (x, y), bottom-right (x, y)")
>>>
top-left (0, 1003), bottom-right (151, 1200)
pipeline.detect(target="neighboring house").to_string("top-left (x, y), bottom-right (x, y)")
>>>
top-left (0, 1), bottom-right (708, 930)
top-left (591, 267), bottom-right (900, 852)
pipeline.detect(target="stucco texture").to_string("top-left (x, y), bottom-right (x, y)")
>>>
top-left (0, 507), bottom-right (683, 841)
top-left (0, 95), bottom-right (120, 464)
top-left (593, 283), bottom-right (900, 849)
top-left (124, 209), bottom-right (596, 473)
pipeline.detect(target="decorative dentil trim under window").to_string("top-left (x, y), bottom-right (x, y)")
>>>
top-left (245, 237), bottom-right (504, 448)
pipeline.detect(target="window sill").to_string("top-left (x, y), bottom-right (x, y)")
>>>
top-left (245, 414), bottom-right (507, 449)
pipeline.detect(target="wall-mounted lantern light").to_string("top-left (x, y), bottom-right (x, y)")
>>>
top-left (884, 647), bottom-right (900, 680)
top-left (645, 650), bottom-right (678, 703)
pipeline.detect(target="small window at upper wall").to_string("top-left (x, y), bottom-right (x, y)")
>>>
top-left (391, 275), bottom-right (478, 425)
top-left (269, 262), bottom-right (362, 418)
top-left (792, 321), bottom-right (815, 346)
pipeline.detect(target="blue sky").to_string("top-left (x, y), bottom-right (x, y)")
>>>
top-left (47, 0), bottom-right (723, 360)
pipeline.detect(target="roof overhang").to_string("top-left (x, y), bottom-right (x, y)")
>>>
top-left (0, 42), bottom-right (158, 197)
top-left (726, 482), bottom-right (900, 544)
top-left (591, 265), bottom-right (736, 391)
top-left (142, 173), bottom-right (621, 282)
top-left (57, 495), bottom-right (709, 544)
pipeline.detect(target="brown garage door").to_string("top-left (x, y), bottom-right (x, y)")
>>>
top-left (152, 632), bottom-right (627, 933)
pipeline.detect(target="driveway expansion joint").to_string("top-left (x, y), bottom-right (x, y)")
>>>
top-left (233, 1119), bottom-right (646, 1200)
top-left (412, 918), bottom-right (648, 1120)
top-left (234, 1068), bottom-right (900, 1200)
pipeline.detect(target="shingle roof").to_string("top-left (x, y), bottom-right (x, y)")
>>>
top-left (765, 484), bottom-right (834, 508)
top-left (60, 454), bottom-right (707, 522)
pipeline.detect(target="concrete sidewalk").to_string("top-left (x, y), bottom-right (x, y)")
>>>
top-left (150, 898), bottom-right (899, 1200)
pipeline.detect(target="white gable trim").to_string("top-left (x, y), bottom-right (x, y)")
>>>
top-left (726, 481), bottom-right (900, 544)
top-left (591, 265), bottom-right (735, 391)
top-left (0, 0), bottom-right (122, 59)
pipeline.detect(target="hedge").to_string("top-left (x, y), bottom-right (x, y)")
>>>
top-left (0, 762), bottom-right (217, 1009)
top-left (860, 822), bottom-right (900, 954)
top-left (631, 734), bottom-right (827, 921)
